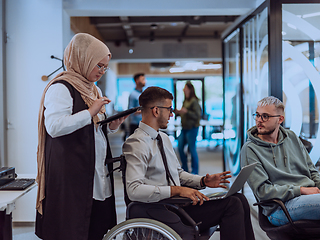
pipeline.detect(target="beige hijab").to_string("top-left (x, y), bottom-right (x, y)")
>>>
top-left (36, 33), bottom-right (111, 214)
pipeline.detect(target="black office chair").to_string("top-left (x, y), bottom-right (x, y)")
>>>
top-left (105, 155), bottom-right (217, 240)
top-left (254, 198), bottom-right (320, 240)
top-left (299, 136), bottom-right (313, 153)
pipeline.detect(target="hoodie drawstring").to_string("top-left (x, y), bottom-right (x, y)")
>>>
top-left (270, 144), bottom-right (277, 167)
top-left (270, 144), bottom-right (287, 167)
top-left (283, 148), bottom-right (287, 167)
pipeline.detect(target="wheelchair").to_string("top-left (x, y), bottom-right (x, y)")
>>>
top-left (103, 155), bottom-right (217, 240)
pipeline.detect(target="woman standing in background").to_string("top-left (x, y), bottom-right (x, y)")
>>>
top-left (175, 81), bottom-right (202, 174)
top-left (35, 33), bottom-right (125, 240)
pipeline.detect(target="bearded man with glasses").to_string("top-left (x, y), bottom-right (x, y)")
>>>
top-left (241, 96), bottom-right (320, 226)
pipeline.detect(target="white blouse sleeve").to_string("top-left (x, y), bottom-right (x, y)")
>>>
top-left (44, 83), bottom-right (92, 138)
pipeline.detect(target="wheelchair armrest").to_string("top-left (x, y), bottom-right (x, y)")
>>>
top-left (158, 196), bottom-right (192, 206)
top-left (253, 198), bottom-right (294, 225)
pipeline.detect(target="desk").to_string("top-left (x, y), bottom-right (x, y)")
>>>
top-left (0, 175), bottom-right (37, 240)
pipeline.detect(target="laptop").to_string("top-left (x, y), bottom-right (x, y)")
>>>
top-left (206, 162), bottom-right (257, 200)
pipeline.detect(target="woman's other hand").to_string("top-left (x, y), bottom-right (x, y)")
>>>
top-left (109, 116), bottom-right (128, 130)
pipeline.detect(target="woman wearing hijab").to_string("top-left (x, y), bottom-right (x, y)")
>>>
top-left (35, 33), bottom-right (125, 240)
top-left (174, 81), bottom-right (202, 174)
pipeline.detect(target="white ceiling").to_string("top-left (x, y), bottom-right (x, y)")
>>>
top-left (63, 0), bottom-right (260, 61)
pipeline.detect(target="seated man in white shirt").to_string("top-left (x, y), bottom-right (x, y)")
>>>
top-left (122, 86), bottom-right (255, 240)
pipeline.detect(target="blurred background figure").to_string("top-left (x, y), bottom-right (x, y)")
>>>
top-left (123, 73), bottom-right (146, 140)
top-left (175, 81), bottom-right (202, 174)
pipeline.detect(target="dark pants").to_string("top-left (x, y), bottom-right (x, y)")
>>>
top-left (88, 197), bottom-right (116, 240)
top-left (183, 193), bottom-right (255, 240)
top-left (178, 127), bottom-right (199, 174)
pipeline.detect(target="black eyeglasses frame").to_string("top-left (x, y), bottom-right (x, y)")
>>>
top-left (150, 106), bottom-right (174, 114)
top-left (252, 113), bottom-right (281, 122)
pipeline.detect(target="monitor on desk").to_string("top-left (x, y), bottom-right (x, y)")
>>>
top-left (0, 167), bottom-right (15, 186)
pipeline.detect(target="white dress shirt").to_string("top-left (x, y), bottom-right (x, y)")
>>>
top-left (44, 83), bottom-right (116, 201)
top-left (123, 122), bottom-right (203, 203)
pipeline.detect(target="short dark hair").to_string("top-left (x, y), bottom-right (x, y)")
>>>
top-left (133, 73), bottom-right (145, 82)
top-left (139, 87), bottom-right (173, 109)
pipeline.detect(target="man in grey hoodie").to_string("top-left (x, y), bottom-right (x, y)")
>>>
top-left (241, 96), bottom-right (320, 226)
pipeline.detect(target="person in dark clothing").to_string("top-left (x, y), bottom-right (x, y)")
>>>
top-left (35, 33), bottom-right (126, 240)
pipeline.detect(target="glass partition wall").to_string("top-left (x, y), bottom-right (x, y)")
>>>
top-left (222, 0), bottom-right (320, 175)
top-left (282, 2), bottom-right (320, 163)
top-left (223, 29), bottom-right (242, 175)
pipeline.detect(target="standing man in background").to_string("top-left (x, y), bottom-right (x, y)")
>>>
top-left (127, 73), bottom-right (146, 136)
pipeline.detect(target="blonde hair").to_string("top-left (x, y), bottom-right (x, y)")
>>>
top-left (257, 96), bottom-right (284, 113)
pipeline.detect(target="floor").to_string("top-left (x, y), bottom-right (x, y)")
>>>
top-left (12, 131), bottom-right (269, 240)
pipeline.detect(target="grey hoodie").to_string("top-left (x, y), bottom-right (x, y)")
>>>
top-left (240, 125), bottom-right (320, 216)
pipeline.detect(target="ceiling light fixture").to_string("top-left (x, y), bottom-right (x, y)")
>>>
top-left (150, 24), bottom-right (158, 30)
top-left (169, 61), bottom-right (221, 73)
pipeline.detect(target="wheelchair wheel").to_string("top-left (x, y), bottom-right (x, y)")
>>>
top-left (104, 218), bottom-right (182, 240)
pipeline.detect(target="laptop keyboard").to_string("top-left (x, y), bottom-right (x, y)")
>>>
top-left (0, 178), bottom-right (35, 190)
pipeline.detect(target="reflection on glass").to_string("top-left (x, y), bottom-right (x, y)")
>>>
top-left (224, 29), bottom-right (241, 175)
top-left (243, 7), bottom-right (269, 134)
top-left (204, 76), bottom-right (223, 145)
top-left (204, 76), bottom-right (223, 122)
top-left (224, 7), bottom-right (269, 175)
top-left (282, 4), bottom-right (320, 164)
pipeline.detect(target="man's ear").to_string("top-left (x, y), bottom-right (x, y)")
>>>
top-left (279, 115), bottom-right (285, 124)
top-left (151, 106), bottom-right (159, 117)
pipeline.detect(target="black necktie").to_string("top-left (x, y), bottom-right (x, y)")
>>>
top-left (156, 134), bottom-right (176, 186)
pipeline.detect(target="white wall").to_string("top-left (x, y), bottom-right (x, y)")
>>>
top-left (6, 0), bottom-right (64, 221)
top-left (0, 0), bottom-right (5, 167)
